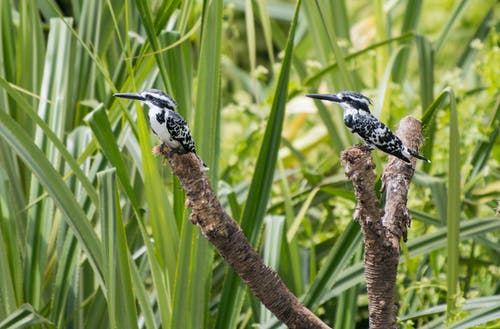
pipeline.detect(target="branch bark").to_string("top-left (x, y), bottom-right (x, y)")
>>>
top-left (340, 116), bottom-right (425, 329)
top-left (155, 145), bottom-right (330, 329)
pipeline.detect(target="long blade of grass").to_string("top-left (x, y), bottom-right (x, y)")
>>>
top-left (26, 17), bottom-right (72, 308)
top-left (448, 304), bottom-right (500, 329)
top-left (334, 248), bottom-right (362, 329)
top-left (277, 161), bottom-right (303, 294)
top-left (0, 205), bottom-right (18, 320)
top-left (302, 221), bottom-right (361, 308)
top-left (262, 222), bottom-right (362, 329)
top-left (99, 169), bottom-right (138, 329)
top-left (255, 0), bottom-right (275, 66)
top-left (373, 0), bottom-right (388, 79)
top-left (304, 33), bottom-right (415, 87)
top-left (305, 1), bottom-right (356, 89)
top-left (50, 231), bottom-right (78, 327)
top-left (0, 109), bottom-right (104, 283)
top-left (177, 0), bottom-right (223, 328)
top-left (16, 1), bottom-right (45, 98)
top-left (131, 97), bottom-right (177, 325)
top-left (134, 0), bottom-right (170, 87)
top-left (316, 217), bottom-right (500, 308)
top-left (240, 0), bottom-right (299, 246)
top-left (0, 78), bottom-right (98, 206)
top-left (391, 0), bottom-right (422, 83)
top-left (194, 0), bottom-right (222, 172)
top-left (434, 0), bottom-right (470, 53)
top-left (216, 1), bottom-right (302, 327)
top-left (260, 215), bottom-right (285, 323)
top-left (0, 304), bottom-right (53, 329)
top-left (0, 0), bottom-right (16, 84)
top-left (416, 35), bottom-right (435, 111)
top-left (373, 46), bottom-right (407, 120)
top-left (465, 96), bottom-right (499, 186)
top-left (456, 8), bottom-right (494, 69)
top-left (245, 0), bottom-right (258, 99)
top-left (159, 32), bottom-right (190, 228)
top-left (421, 89), bottom-right (452, 169)
top-left (85, 105), bottom-right (141, 213)
top-left (129, 255), bottom-right (157, 329)
top-left (446, 88), bottom-right (461, 323)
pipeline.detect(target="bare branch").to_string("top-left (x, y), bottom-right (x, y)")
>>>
top-left (155, 145), bottom-right (330, 329)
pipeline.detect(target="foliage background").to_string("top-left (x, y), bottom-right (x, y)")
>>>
top-left (0, 0), bottom-right (499, 328)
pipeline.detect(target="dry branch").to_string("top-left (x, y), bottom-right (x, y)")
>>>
top-left (340, 116), bottom-right (425, 329)
top-left (155, 145), bottom-right (330, 329)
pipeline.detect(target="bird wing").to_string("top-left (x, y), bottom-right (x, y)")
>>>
top-left (357, 115), bottom-right (411, 162)
top-left (165, 111), bottom-right (196, 153)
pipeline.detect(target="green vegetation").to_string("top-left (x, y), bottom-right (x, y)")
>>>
top-left (0, 1), bottom-right (499, 328)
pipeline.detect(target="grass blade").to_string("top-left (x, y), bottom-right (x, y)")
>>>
top-left (446, 88), bottom-right (461, 323)
top-left (85, 104), bottom-right (141, 213)
top-left (0, 304), bottom-right (54, 329)
top-left (435, 0), bottom-right (470, 52)
top-left (416, 35), bottom-right (435, 111)
top-left (99, 169), bottom-right (138, 329)
top-left (0, 109), bottom-right (104, 284)
top-left (216, 1), bottom-right (302, 327)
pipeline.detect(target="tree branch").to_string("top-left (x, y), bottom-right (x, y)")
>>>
top-left (155, 145), bottom-right (330, 329)
top-left (340, 116), bottom-right (424, 329)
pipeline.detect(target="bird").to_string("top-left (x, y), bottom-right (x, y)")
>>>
top-left (114, 89), bottom-right (208, 169)
top-left (307, 91), bottom-right (430, 163)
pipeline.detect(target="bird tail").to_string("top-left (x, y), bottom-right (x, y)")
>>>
top-left (409, 149), bottom-right (430, 163)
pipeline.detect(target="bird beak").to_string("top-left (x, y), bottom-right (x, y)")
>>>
top-left (113, 92), bottom-right (145, 101)
top-left (306, 93), bottom-right (341, 103)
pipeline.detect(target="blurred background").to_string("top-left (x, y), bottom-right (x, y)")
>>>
top-left (0, 1), bottom-right (499, 328)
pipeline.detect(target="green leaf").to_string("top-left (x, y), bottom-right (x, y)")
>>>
top-left (216, 1), bottom-right (302, 327)
top-left (0, 109), bottom-right (105, 286)
top-left (0, 304), bottom-right (54, 329)
top-left (416, 35), bottom-right (435, 111)
top-left (302, 221), bottom-right (361, 309)
top-left (391, 0), bottom-right (422, 83)
top-left (448, 303), bottom-right (500, 329)
top-left (434, 0), bottom-right (470, 52)
top-left (303, 1), bottom-right (356, 89)
top-left (85, 104), bottom-right (141, 213)
top-left (446, 88), bottom-right (461, 323)
top-left (99, 169), bottom-right (138, 329)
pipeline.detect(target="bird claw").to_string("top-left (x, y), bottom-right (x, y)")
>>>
top-left (157, 143), bottom-right (181, 158)
top-left (357, 144), bottom-right (374, 152)
top-left (152, 145), bottom-right (162, 155)
top-left (160, 143), bottom-right (173, 156)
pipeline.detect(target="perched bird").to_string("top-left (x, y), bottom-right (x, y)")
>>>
top-left (307, 91), bottom-right (430, 163)
top-left (114, 89), bottom-right (207, 168)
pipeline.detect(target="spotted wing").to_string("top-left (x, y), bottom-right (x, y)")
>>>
top-left (354, 114), bottom-right (411, 162)
top-left (166, 110), bottom-right (196, 153)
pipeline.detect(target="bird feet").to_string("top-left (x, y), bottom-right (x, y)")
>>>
top-left (357, 144), bottom-right (375, 152)
top-left (154, 143), bottom-right (209, 171)
top-left (156, 143), bottom-right (187, 157)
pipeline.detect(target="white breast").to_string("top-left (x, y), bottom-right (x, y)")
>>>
top-left (148, 108), bottom-right (181, 148)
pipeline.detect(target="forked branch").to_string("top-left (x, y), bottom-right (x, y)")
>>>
top-left (340, 116), bottom-right (425, 329)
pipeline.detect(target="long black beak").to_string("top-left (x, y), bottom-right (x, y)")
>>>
top-left (113, 92), bottom-right (145, 101)
top-left (306, 93), bottom-right (341, 103)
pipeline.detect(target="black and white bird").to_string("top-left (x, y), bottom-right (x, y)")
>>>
top-left (307, 91), bottom-right (430, 163)
top-left (114, 89), bottom-right (207, 168)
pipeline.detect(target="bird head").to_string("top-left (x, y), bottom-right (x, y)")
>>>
top-left (307, 91), bottom-right (372, 113)
top-left (114, 89), bottom-right (177, 111)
